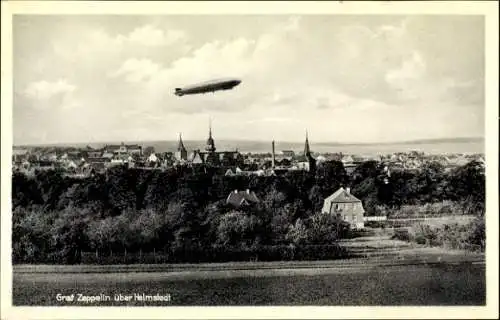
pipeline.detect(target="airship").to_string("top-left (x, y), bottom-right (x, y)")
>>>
top-left (174, 78), bottom-right (242, 96)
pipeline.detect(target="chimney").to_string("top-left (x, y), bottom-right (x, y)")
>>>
top-left (346, 187), bottom-right (351, 194)
top-left (234, 189), bottom-right (238, 194)
top-left (271, 140), bottom-right (276, 169)
top-left (246, 189), bottom-right (250, 194)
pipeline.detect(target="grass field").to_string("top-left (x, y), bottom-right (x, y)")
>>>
top-left (12, 234), bottom-right (485, 306)
top-left (13, 261), bottom-right (485, 306)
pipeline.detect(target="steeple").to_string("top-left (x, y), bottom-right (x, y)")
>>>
top-left (271, 140), bottom-right (276, 169)
top-left (209, 118), bottom-right (212, 138)
top-left (176, 132), bottom-right (188, 161)
top-left (304, 129), bottom-right (316, 174)
top-left (304, 129), bottom-right (310, 156)
top-left (205, 117), bottom-right (216, 153)
top-left (177, 133), bottom-right (186, 152)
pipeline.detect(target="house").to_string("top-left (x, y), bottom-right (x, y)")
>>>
top-left (344, 163), bottom-right (357, 175)
top-left (446, 156), bottom-right (469, 168)
top-left (104, 142), bottom-right (142, 155)
top-left (188, 150), bottom-right (204, 165)
top-left (33, 160), bottom-right (56, 171)
top-left (102, 152), bottom-right (114, 159)
top-left (320, 153), bottom-right (342, 162)
top-left (341, 155), bottom-right (355, 165)
top-left (226, 189), bottom-right (260, 208)
top-left (147, 153), bottom-right (158, 163)
top-left (351, 155), bottom-right (365, 164)
top-left (321, 187), bottom-right (365, 229)
top-left (87, 150), bottom-right (103, 159)
top-left (281, 150), bottom-right (295, 158)
top-left (315, 155), bottom-right (327, 164)
top-left (12, 148), bottom-right (29, 163)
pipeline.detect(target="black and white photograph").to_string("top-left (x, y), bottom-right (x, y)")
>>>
top-left (1, 1), bottom-right (498, 319)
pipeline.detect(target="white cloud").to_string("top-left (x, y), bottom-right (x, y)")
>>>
top-left (117, 25), bottom-right (187, 47)
top-left (385, 51), bottom-right (426, 85)
top-left (372, 19), bottom-right (409, 39)
top-left (53, 24), bottom-right (188, 63)
top-left (110, 58), bottom-right (161, 83)
top-left (14, 16), bottom-right (485, 144)
top-left (24, 79), bottom-right (75, 100)
top-left (245, 117), bottom-right (298, 124)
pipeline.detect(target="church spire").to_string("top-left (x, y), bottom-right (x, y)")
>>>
top-left (209, 117), bottom-right (213, 139)
top-left (177, 132), bottom-right (186, 152)
top-left (304, 129), bottom-right (310, 156)
top-left (205, 117), bottom-right (216, 153)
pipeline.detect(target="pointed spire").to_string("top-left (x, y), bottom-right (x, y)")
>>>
top-left (209, 116), bottom-right (212, 138)
top-left (304, 129), bottom-right (310, 156)
top-left (205, 116), bottom-right (216, 153)
top-left (177, 132), bottom-right (186, 152)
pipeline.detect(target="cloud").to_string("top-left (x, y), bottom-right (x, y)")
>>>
top-left (52, 24), bottom-right (188, 68)
top-left (110, 58), bottom-right (161, 83)
top-left (133, 16), bottom-right (333, 116)
top-left (24, 79), bottom-right (75, 100)
top-left (245, 117), bottom-right (298, 124)
top-left (14, 16), bottom-right (485, 144)
top-left (385, 51), bottom-right (426, 85)
top-left (117, 25), bottom-right (187, 47)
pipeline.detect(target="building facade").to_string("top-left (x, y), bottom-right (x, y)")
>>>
top-left (322, 187), bottom-right (365, 229)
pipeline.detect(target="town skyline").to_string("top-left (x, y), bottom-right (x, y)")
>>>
top-left (14, 15), bottom-right (484, 145)
top-left (13, 135), bottom-right (484, 148)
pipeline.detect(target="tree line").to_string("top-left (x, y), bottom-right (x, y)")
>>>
top-left (12, 160), bottom-right (485, 264)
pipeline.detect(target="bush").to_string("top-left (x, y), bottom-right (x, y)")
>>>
top-left (80, 244), bottom-right (351, 264)
top-left (392, 217), bottom-right (485, 252)
top-left (387, 201), bottom-right (477, 219)
top-left (364, 221), bottom-right (387, 229)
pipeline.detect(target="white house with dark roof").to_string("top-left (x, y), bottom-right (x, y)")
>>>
top-left (322, 187), bottom-right (365, 229)
top-left (226, 189), bottom-right (260, 208)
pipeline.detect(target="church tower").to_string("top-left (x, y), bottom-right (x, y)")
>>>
top-left (304, 130), bottom-right (316, 174)
top-left (204, 118), bottom-right (218, 165)
top-left (304, 130), bottom-right (311, 156)
top-left (176, 133), bottom-right (188, 161)
top-left (205, 119), bottom-right (216, 153)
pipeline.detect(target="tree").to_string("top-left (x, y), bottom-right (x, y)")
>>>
top-left (285, 218), bottom-right (309, 246)
top-left (351, 160), bottom-right (380, 183)
top-left (35, 170), bottom-right (70, 210)
top-left (448, 161), bottom-right (485, 208)
top-left (315, 160), bottom-right (347, 196)
top-left (263, 189), bottom-right (287, 210)
top-left (269, 207), bottom-right (292, 244)
top-left (216, 211), bottom-right (261, 247)
top-left (308, 185), bottom-right (323, 213)
top-left (307, 213), bottom-right (349, 244)
top-left (129, 208), bottom-right (165, 250)
top-left (106, 167), bottom-right (136, 213)
top-left (143, 146), bottom-right (155, 157)
top-left (49, 206), bottom-right (91, 263)
top-left (12, 172), bottom-right (43, 208)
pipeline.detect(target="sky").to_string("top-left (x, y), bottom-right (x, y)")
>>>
top-left (13, 15), bottom-right (485, 145)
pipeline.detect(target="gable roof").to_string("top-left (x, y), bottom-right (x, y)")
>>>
top-left (324, 187), bottom-right (361, 203)
top-left (226, 189), bottom-right (260, 207)
top-left (13, 149), bottom-right (29, 156)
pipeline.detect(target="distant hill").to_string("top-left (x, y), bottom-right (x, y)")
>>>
top-left (314, 137), bottom-right (485, 146)
top-left (14, 136), bottom-right (484, 155)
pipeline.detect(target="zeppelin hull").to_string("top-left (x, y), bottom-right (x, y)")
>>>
top-left (175, 78), bottom-right (241, 96)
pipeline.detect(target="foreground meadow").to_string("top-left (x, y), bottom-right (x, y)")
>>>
top-left (13, 259), bottom-right (485, 306)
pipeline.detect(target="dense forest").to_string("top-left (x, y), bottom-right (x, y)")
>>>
top-left (12, 160), bottom-right (485, 264)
